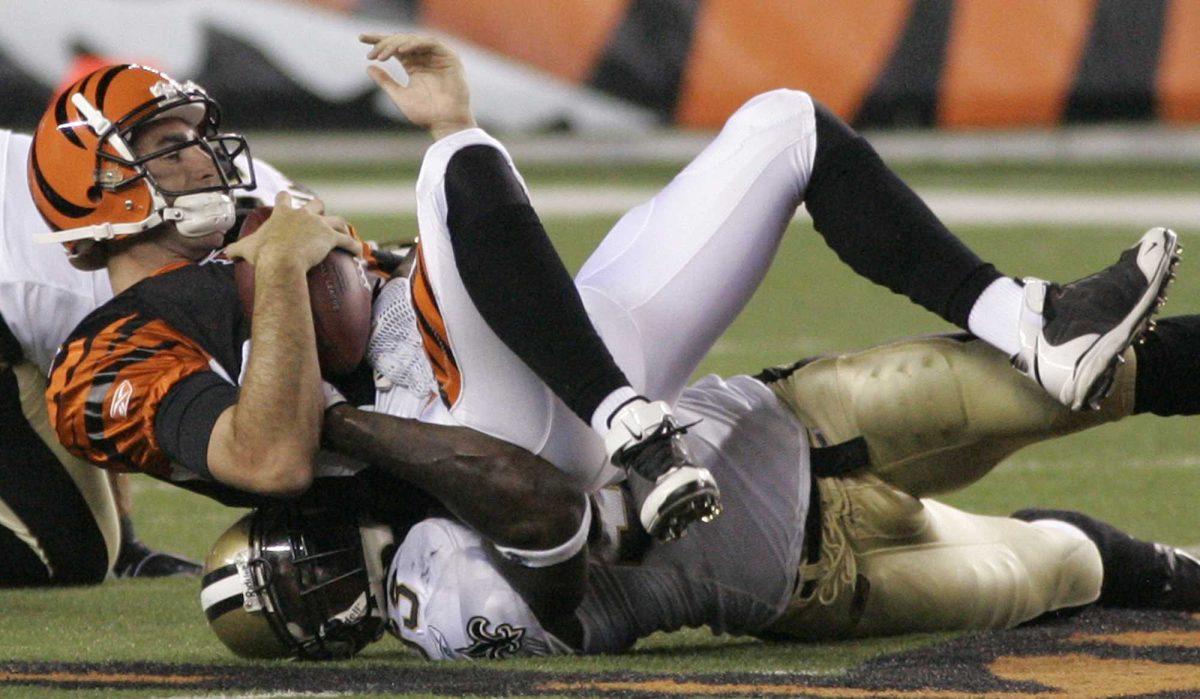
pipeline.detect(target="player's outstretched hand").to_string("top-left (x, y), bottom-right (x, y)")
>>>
top-left (226, 192), bottom-right (360, 271)
top-left (360, 32), bottom-right (477, 140)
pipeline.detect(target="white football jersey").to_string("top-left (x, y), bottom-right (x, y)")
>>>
top-left (385, 373), bottom-right (812, 658)
top-left (0, 130), bottom-right (113, 374)
top-left (0, 129), bottom-right (298, 374)
top-left (385, 517), bottom-right (572, 660)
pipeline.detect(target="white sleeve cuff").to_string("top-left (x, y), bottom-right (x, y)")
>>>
top-left (493, 495), bottom-right (592, 568)
top-left (416, 128), bottom-right (526, 201)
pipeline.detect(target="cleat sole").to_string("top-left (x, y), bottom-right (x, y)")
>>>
top-left (1082, 266), bottom-right (1174, 409)
top-left (1073, 229), bottom-right (1179, 410)
top-left (640, 472), bottom-right (722, 542)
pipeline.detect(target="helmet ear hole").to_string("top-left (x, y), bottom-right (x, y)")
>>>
top-left (85, 185), bottom-right (103, 203)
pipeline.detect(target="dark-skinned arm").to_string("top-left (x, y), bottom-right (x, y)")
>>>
top-left (323, 404), bottom-right (587, 646)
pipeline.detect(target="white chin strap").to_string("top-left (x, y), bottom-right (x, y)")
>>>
top-left (34, 192), bottom-right (234, 245)
top-left (162, 192), bottom-right (236, 238)
top-left (37, 93), bottom-right (235, 246)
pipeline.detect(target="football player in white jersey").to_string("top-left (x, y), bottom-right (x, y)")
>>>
top-left (383, 323), bottom-right (1200, 659)
top-left (197, 33), bottom-right (1198, 659)
top-left (202, 315), bottom-right (1200, 659)
top-left (349, 33), bottom-right (1177, 549)
top-left (35, 34), bottom-right (1178, 587)
top-left (0, 127), bottom-right (299, 585)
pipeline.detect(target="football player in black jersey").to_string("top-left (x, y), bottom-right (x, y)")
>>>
top-left (35, 64), bottom-right (575, 566)
top-left (35, 35), bottom-right (1181, 591)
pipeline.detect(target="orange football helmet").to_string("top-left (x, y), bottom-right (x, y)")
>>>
top-left (28, 64), bottom-right (255, 269)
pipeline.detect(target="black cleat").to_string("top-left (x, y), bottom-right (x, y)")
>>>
top-left (1155, 545), bottom-right (1200, 611)
top-left (606, 400), bottom-right (721, 541)
top-left (1014, 227), bottom-right (1180, 410)
top-left (114, 540), bottom-right (202, 579)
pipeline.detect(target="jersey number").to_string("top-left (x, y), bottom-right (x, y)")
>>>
top-left (389, 580), bottom-right (420, 630)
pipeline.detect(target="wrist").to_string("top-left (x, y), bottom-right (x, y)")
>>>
top-left (321, 382), bottom-right (348, 412)
top-left (430, 117), bottom-right (478, 142)
top-left (253, 250), bottom-right (309, 278)
top-left (320, 402), bottom-right (355, 450)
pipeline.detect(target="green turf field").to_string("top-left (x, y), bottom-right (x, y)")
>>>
top-left (1, 161), bottom-right (1196, 696)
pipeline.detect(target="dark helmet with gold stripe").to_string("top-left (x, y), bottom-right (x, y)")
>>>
top-left (200, 506), bottom-right (392, 660)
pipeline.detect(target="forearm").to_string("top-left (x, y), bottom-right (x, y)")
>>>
top-left (323, 405), bottom-right (583, 549)
top-left (235, 257), bottom-right (322, 466)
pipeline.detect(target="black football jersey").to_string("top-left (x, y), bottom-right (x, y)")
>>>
top-left (48, 252), bottom-right (254, 504)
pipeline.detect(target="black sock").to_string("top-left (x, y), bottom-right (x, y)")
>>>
top-left (1133, 314), bottom-right (1200, 416)
top-left (1011, 508), bottom-right (1199, 610)
top-left (115, 515), bottom-right (150, 572)
top-left (442, 145), bottom-right (631, 422)
top-left (806, 103), bottom-right (1002, 329)
top-left (119, 514), bottom-right (137, 547)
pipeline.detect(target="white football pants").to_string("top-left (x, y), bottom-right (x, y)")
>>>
top-left (405, 90), bottom-right (818, 490)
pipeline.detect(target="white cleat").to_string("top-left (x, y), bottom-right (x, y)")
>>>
top-left (1014, 227), bottom-right (1180, 410)
top-left (605, 400), bottom-right (721, 541)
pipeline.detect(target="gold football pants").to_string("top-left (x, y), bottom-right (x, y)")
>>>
top-left (0, 360), bottom-right (119, 584)
top-left (760, 335), bottom-right (1132, 639)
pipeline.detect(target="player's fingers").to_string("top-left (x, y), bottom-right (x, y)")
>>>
top-left (366, 65), bottom-right (406, 96)
top-left (368, 34), bottom-right (415, 60)
top-left (285, 188), bottom-right (317, 209)
top-left (375, 34), bottom-right (441, 63)
top-left (371, 41), bottom-right (409, 63)
top-left (331, 232), bottom-right (363, 257)
top-left (321, 214), bottom-right (351, 236)
top-left (274, 191), bottom-right (292, 209)
top-left (362, 32), bottom-right (400, 58)
top-left (224, 237), bottom-right (253, 261)
top-left (302, 196), bottom-right (326, 216)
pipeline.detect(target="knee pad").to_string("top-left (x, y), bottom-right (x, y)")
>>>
top-left (726, 89), bottom-right (815, 138)
top-left (1019, 522), bottom-right (1103, 612)
top-left (1055, 536), bottom-right (1104, 609)
top-left (743, 89), bottom-right (812, 114)
top-left (766, 335), bottom-right (1135, 497)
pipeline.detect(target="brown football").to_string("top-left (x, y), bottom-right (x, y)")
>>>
top-left (234, 206), bottom-right (372, 377)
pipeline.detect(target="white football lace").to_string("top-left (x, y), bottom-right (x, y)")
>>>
top-left (367, 276), bottom-right (437, 397)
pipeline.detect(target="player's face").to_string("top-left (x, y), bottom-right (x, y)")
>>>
top-left (131, 117), bottom-right (221, 196)
top-left (130, 117), bottom-right (228, 254)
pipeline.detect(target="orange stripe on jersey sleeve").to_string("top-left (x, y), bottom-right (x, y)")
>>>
top-left (939, 0), bottom-right (1094, 127)
top-left (47, 315), bottom-right (221, 478)
top-left (1158, 0), bottom-right (1200, 123)
top-left (409, 246), bottom-right (462, 406)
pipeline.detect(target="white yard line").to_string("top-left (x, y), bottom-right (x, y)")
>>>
top-left (316, 182), bottom-right (1200, 229)
top-left (1001, 455), bottom-right (1200, 472)
top-left (249, 127), bottom-right (1200, 166)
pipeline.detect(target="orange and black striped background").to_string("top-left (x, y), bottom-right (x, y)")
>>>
top-left (416, 0), bottom-right (1200, 128)
top-left (2, 0), bottom-right (1196, 130)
